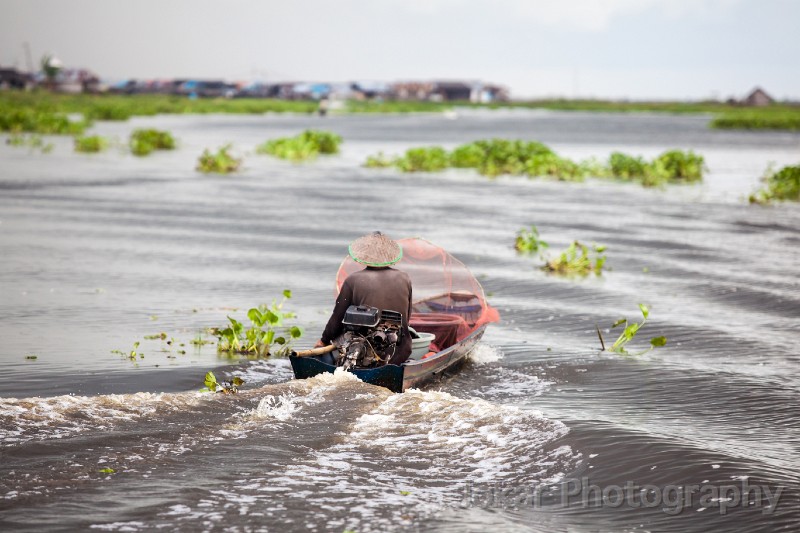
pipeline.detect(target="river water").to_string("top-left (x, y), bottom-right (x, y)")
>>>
top-left (1, 109), bottom-right (799, 532)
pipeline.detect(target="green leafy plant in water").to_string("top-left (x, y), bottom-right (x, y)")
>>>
top-left (515, 225), bottom-right (549, 257)
top-left (6, 133), bottom-right (54, 153)
top-left (607, 150), bottom-right (705, 187)
top-left (395, 146), bottom-right (449, 172)
top-left (525, 152), bottom-right (585, 181)
top-left (98, 468), bottom-right (115, 474)
top-left (112, 341), bottom-right (143, 361)
top-left (257, 130), bottom-right (342, 161)
top-left (608, 152), bottom-right (649, 180)
top-left (453, 139), bottom-right (554, 177)
top-left (749, 164), bottom-right (800, 204)
top-left (599, 304), bottom-right (667, 355)
top-left (129, 128), bottom-right (176, 156)
top-left (215, 290), bottom-right (303, 357)
top-left (74, 135), bottom-right (109, 153)
top-left (196, 144), bottom-right (241, 173)
top-left (543, 241), bottom-right (607, 276)
top-left (363, 151), bottom-right (395, 168)
top-left (654, 150), bottom-right (705, 182)
top-left (363, 139), bottom-right (706, 186)
top-left (201, 371), bottom-right (244, 394)
top-left (190, 333), bottom-right (214, 346)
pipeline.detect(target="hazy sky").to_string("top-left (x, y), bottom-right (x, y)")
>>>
top-left (2, 0), bottom-right (799, 100)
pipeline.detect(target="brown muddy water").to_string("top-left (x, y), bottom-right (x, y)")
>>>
top-left (1, 109), bottom-right (799, 532)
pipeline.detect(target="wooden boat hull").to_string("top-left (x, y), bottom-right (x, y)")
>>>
top-left (288, 325), bottom-right (487, 393)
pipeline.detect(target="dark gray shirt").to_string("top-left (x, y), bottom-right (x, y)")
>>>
top-left (321, 267), bottom-right (413, 365)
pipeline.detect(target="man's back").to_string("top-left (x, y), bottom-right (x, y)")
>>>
top-left (321, 267), bottom-right (413, 364)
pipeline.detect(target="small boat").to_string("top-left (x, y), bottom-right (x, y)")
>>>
top-left (289, 238), bottom-right (499, 392)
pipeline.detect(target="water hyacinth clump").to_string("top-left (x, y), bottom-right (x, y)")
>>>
top-left (257, 130), bottom-right (342, 161)
top-left (451, 139), bottom-right (555, 177)
top-left (749, 164), bottom-right (800, 203)
top-left (395, 146), bottom-right (450, 172)
top-left (364, 139), bottom-right (704, 185)
top-left (129, 128), bottom-right (176, 156)
top-left (607, 150), bottom-right (705, 187)
top-left (543, 241), bottom-right (607, 276)
top-left (608, 152), bottom-right (650, 180)
top-left (514, 225), bottom-right (549, 256)
top-left (5, 133), bottom-right (54, 153)
top-left (654, 150), bottom-right (705, 183)
top-left (214, 290), bottom-right (303, 358)
top-left (363, 152), bottom-right (395, 168)
top-left (74, 135), bottom-right (109, 153)
top-left (196, 144), bottom-right (241, 173)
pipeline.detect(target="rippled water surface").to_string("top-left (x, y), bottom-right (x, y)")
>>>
top-left (1, 110), bottom-right (799, 532)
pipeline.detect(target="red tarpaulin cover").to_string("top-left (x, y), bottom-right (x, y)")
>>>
top-left (336, 237), bottom-right (500, 350)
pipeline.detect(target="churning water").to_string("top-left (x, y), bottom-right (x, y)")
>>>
top-left (1, 109), bottom-right (799, 532)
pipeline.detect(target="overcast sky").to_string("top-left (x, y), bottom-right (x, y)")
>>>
top-left (2, 0), bottom-right (798, 100)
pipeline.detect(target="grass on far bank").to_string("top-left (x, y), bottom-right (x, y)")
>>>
top-left (0, 91), bottom-right (317, 135)
top-left (2, 91), bottom-right (799, 132)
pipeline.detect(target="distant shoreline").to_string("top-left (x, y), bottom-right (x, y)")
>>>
top-left (2, 91), bottom-right (800, 132)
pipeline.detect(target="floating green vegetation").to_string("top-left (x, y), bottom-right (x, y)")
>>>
top-left (6, 132), bottom-right (54, 153)
top-left (190, 334), bottom-right (214, 347)
top-left (749, 164), bottom-right (800, 203)
top-left (111, 341), bottom-right (143, 361)
top-left (98, 468), bottom-right (116, 474)
top-left (543, 241), bottom-right (607, 276)
top-left (515, 225), bottom-right (549, 257)
top-left (597, 304), bottom-right (667, 355)
top-left (129, 128), bottom-right (176, 156)
top-left (256, 130), bottom-right (342, 161)
top-left (395, 146), bottom-right (449, 172)
top-left (365, 140), bottom-right (704, 185)
top-left (197, 144), bottom-right (241, 173)
top-left (451, 139), bottom-right (555, 177)
top-left (74, 135), bottom-right (109, 153)
top-left (710, 110), bottom-right (800, 131)
top-left (25, 354), bottom-right (38, 360)
top-left (607, 150), bottom-right (705, 186)
top-left (608, 152), bottom-right (649, 180)
top-left (201, 371), bottom-right (244, 394)
top-left (654, 150), bottom-right (705, 183)
top-left (215, 290), bottom-right (303, 357)
top-left (143, 332), bottom-right (168, 340)
top-left (363, 152), bottom-right (394, 168)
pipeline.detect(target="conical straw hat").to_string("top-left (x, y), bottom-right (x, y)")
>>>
top-left (348, 231), bottom-right (403, 267)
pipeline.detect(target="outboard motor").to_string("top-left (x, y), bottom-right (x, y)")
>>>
top-left (336, 305), bottom-right (403, 370)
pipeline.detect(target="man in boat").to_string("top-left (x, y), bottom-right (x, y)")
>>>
top-left (314, 231), bottom-right (413, 365)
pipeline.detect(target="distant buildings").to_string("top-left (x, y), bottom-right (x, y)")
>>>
top-left (0, 63), bottom-right (510, 102)
top-left (391, 81), bottom-right (508, 103)
top-left (0, 67), bottom-right (32, 89)
top-left (742, 87), bottom-right (774, 107)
